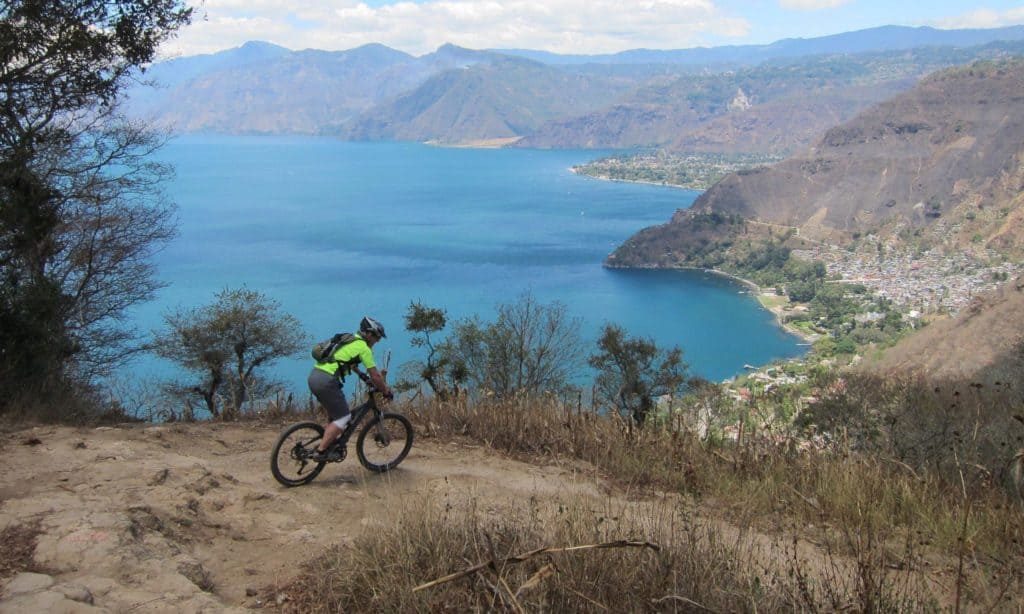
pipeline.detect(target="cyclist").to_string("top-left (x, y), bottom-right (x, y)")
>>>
top-left (307, 316), bottom-right (393, 461)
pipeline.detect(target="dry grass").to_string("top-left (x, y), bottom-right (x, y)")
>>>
top-left (275, 491), bottom-right (935, 613)
top-left (272, 375), bottom-right (1024, 611)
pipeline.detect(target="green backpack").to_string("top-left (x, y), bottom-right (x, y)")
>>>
top-left (311, 332), bottom-right (357, 363)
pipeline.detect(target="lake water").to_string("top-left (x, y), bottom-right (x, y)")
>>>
top-left (126, 136), bottom-right (804, 394)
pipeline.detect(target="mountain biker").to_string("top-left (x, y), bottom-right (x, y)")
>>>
top-left (307, 316), bottom-right (393, 461)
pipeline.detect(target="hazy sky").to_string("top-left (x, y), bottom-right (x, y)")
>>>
top-left (162, 1), bottom-right (1024, 58)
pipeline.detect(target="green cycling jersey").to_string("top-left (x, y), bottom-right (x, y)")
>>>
top-left (313, 333), bottom-right (376, 377)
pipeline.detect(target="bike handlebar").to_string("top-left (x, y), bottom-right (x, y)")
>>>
top-left (352, 367), bottom-right (394, 400)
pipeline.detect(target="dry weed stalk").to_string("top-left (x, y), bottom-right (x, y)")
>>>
top-left (413, 539), bottom-right (660, 592)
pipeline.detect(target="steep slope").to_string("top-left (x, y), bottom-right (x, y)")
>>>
top-left (610, 60), bottom-right (1024, 267)
top-left (695, 61), bottom-right (1024, 246)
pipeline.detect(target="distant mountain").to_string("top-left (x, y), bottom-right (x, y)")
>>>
top-left (124, 26), bottom-right (1024, 146)
top-left (339, 54), bottom-right (635, 143)
top-left (519, 41), bottom-right (1024, 151)
top-left (494, 25), bottom-right (1024, 66)
top-left (609, 60), bottom-right (1024, 265)
top-left (126, 43), bottom-right (492, 134)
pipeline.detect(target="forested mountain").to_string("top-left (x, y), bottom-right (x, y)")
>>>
top-left (125, 26), bottom-right (1024, 150)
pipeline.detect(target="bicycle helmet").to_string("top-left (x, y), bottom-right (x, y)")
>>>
top-left (359, 315), bottom-right (386, 339)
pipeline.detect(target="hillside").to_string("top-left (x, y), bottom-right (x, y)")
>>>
top-left (609, 60), bottom-right (1024, 267)
top-left (339, 55), bottom-right (633, 144)
top-left (126, 43), bottom-right (488, 135)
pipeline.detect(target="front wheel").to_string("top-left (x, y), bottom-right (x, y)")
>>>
top-left (271, 421), bottom-right (326, 486)
top-left (356, 412), bottom-right (414, 473)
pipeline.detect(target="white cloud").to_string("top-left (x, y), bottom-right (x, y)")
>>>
top-left (160, 0), bottom-right (750, 58)
top-left (778, 0), bottom-right (852, 9)
top-left (931, 7), bottom-right (1024, 29)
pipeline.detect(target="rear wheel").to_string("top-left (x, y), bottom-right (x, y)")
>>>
top-left (356, 413), bottom-right (414, 473)
top-left (270, 422), bottom-right (326, 486)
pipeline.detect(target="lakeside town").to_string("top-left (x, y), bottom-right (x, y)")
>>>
top-left (793, 239), bottom-right (1019, 317)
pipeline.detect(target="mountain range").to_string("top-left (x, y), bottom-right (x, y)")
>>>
top-left (127, 26), bottom-right (1024, 152)
top-left (609, 60), bottom-right (1024, 265)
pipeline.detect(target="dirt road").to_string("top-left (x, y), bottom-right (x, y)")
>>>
top-left (0, 421), bottom-right (609, 612)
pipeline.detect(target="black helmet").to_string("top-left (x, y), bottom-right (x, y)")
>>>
top-left (359, 316), bottom-right (386, 339)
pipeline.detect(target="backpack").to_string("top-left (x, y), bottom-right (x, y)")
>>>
top-left (311, 332), bottom-right (357, 363)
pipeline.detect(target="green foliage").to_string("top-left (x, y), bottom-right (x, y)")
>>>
top-left (151, 287), bottom-right (306, 419)
top-left (0, 0), bottom-right (191, 412)
top-left (809, 283), bottom-right (861, 331)
top-left (398, 301), bottom-right (465, 401)
top-left (588, 323), bottom-right (692, 424)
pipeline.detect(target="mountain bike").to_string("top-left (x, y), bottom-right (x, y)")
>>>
top-left (270, 368), bottom-right (414, 487)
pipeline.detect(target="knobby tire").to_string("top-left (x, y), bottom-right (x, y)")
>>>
top-left (356, 412), bottom-right (414, 473)
top-left (270, 421), bottom-right (326, 486)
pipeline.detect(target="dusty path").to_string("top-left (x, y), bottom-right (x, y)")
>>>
top-left (0, 421), bottom-right (611, 612)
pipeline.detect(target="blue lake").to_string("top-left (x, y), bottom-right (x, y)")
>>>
top-left (127, 136), bottom-right (805, 393)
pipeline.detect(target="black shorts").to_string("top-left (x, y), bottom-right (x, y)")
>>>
top-left (307, 368), bottom-right (350, 421)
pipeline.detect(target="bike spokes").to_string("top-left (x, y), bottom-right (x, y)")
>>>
top-left (270, 422), bottom-right (327, 486)
top-left (356, 413), bottom-right (414, 473)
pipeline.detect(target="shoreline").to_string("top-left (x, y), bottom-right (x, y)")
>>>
top-left (607, 263), bottom-right (820, 346)
top-left (570, 168), bottom-right (709, 191)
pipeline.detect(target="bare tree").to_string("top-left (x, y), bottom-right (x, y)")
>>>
top-left (152, 288), bottom-right (307, 419)
top-left (442, 292), bottom-right (585, 398)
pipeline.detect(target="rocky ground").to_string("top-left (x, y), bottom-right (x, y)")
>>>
top-left (0, 421), bottom-right (609, 612)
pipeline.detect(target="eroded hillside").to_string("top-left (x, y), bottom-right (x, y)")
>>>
top-left (611, 60), bottom-right (1024, 267)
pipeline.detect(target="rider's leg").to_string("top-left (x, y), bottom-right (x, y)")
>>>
top-left (308, 369), bottom-right (350, 453)
top-left (318, 414), bottom-right (351, 452)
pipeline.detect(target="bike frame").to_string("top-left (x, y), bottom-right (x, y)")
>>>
top-left (328, 368), bottom-right (386, 452)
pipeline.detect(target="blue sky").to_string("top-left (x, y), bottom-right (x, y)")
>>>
top-left (163, 1), bottom-right (1024, 58)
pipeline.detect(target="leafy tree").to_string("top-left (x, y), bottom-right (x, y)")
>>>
top-left (440, 292), bottom-right (585, 398)
top-left (589, 323), bottom-right (691, 425)
top-left (152, 288), bottom-right (306, 419)
top-left (398, 300), bottom-right (465, 401)
top-left (0, 0), bottom-right (192, 408)
top-left (786, 279), bottom-right (819, 303)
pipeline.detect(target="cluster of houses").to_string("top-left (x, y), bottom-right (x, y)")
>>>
top-left (793, 241), bottom-right (1018, 316)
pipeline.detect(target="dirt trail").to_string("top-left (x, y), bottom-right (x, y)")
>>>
top-left (0, 421), bottom-right (611, 612)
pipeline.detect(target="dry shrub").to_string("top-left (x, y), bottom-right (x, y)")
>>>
top-left (275, 492), bottom-right (876, 613)
top-left (398, 387), bottom-right (1024, 608)
top-left (406, 392), bottom-right (722, 499)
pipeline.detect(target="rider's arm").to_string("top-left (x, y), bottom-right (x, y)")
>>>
top-left (367, 366), bottom-right (392, 398)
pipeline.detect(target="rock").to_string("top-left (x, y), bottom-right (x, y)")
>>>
top-left (3, 572), bottom-right (55, 595)
top-left (56, 583), bottom-right (95, 605)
